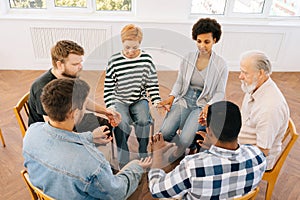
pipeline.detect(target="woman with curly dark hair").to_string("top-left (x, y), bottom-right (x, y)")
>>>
top-left (158, 18), bottom-right (229, 162)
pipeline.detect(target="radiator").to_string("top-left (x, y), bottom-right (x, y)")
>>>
top-left (30, 26), bottom-right (112, 62)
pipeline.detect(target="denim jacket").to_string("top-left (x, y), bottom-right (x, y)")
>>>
top-left (23, 122), bottom-right (144, 200)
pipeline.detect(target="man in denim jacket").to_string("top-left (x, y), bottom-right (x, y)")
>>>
top-left (23, 78), bottom-right (152, 200)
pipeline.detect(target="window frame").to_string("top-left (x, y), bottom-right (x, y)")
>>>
top-left (190, 0), bottom-right (300, 19)
top-left (2, 0), bottom-right (135, 15)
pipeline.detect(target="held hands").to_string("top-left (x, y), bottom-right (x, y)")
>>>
top-left (105, 108), bottom-right (121, 127)
top-left (92, 125), bottom-right (113, 145)
top-left (157, 96), bottom-right (175, 112)
top-left (150, 133), bottom-right (174, 169)
top-left (150, 133), bottom-right (174, 153)
top-left (198, 104), bottom-right (209, 126)
top-left (138, 157), bottom-right (153, 170)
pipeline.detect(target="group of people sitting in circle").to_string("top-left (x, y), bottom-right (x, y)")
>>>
top-left (23, 17), bottom-right (290, 199)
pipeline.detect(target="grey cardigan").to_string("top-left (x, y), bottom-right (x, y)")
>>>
top-left (170, 50), bottom-right (228, 108)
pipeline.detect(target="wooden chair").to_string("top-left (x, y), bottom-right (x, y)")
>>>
top-left (262, 118), bottom-right (299, 200)
top-left (0, 128), bottom-right (6, 147)
top-left (21, 169), bottom-right (55, 200)
top-left (158, 187), bottom-right (259, 200)
top-left (234, 187), bottom-right (260, 200)
top-left (13, 92), bottom-right (30, 137)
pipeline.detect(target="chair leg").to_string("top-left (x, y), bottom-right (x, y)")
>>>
top-left (0, 129), bottom-right (6, 147)
top-left (111, 139), bottom-right (115, 159)
top-left (265, 181), bottom-right (275, 200)
top-left (150, 118), bottom-right (155, 137)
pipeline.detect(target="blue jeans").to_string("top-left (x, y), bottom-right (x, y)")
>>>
top-left (160, 87), bottom-right (205, 153)
top-left (114, 99), bottom-right (152, 166)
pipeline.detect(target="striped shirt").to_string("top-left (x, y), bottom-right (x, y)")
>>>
top-left (148, 144), bottom-right (266, 200)
top-left (104, 51), bottom-right (161, 108)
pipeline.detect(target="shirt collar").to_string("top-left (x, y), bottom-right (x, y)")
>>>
top-left (208, 145), bottom-right (241, 159)
top-left (251, 77), bottom-right (272, 101)
top-left (43, 122), bottom-right (90, 145)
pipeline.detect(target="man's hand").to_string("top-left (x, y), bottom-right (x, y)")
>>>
top-left (196, 129), bottom-right (217, 150)
top-left (150, 133), bottom-right (174, 168)
top-left (105, 108), bottom-right (121, 127)
top-left (92, 125), bottom-right (113, 145)
top-left (138, 157), bottom-right (153, 170)
top-left (150, 133), bottom-right (174, 153)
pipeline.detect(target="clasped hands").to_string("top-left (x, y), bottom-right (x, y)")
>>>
top-left (155, 96), bottom-right (174, 116)
top-left (92, 125), bottom-right (152, 170)
top-left (105, 108), bottom-right (122, 127)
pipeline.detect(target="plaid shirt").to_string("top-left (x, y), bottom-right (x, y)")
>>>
top-left (148, 144), bottom-right (266, 200)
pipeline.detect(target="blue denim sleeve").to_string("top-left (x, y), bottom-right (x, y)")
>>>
top-left (78, 131), bottom-right (93, 143)
top-left (87, 160), bottom-right (144, 200)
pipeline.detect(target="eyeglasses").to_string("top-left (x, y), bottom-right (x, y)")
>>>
top-left (123, 46), bottom-right (140, 52)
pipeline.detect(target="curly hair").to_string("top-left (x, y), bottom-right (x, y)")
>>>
top-left (192, 18), bottom-right (222, 43)
top-left (51, 40), bottom-right (84, 68)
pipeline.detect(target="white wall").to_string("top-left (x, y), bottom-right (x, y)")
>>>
top-left (0, 0), bottom-right (300, 71)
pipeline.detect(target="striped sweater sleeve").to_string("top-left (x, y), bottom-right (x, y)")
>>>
top-left (146, 58), bottom-right (161, 104)
top-left (104, 59), bottom-right (116, 108)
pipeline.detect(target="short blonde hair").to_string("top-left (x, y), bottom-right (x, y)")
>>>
top-left (121, 24), bottom-right (143, 43)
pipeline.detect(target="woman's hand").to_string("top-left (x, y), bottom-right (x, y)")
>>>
top-left (105, 108), bottom-right (121, 127)
top-left (157, 96), bottom-right (175, 112)
top-left (198, 104), bottom-right (209, 126)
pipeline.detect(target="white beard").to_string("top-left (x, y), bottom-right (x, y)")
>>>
top-left (241, 80), bottom-right (257, 94)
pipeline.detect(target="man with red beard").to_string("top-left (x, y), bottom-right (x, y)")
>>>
top-left (238, 50), bottom-right (290, 170)
top-left (28, 40), bottom-right (121, 132)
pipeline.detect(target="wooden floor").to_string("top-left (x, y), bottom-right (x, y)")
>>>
top-left (0, 70), bottom-right (299, 200)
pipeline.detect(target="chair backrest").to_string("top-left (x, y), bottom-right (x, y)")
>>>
top-left (264, 118), bottom-right (298, 176)
top-left (21, 169), bottom-right (55, 200)
top-left (262, 118), bottom-right (299, 200)
top-left (157, 188), bottom-right (259, 200)
top-left (0, 128), bottom-right (6, 147)
top-left (13, 92), bottom-right (30, 137)
top-left (234, 187), bottom-right (260, 200)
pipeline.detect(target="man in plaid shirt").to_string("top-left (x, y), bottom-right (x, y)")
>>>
top-left (148, 101), bottom-right (266, 199)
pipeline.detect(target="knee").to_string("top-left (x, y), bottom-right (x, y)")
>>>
top-left (116, 121), bottom-right (131, 133)
top-left (135, 116), bottom-right (151, 126)
top-left (161, 130), bottom-right (175, 143)
top-left (179, 133), bottom-right (194, 148)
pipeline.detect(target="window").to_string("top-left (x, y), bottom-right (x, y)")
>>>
top-left (9, 0), bottom-right (46, 9)
top-left (233, 0), bottom-right (265, 14)
top-left (95, 0), bottom-right (131, 11)
top-left (191, 0), bottom-right (300, 17)
top-left (270, 0), bottom-right (300, 16)
top-left (8, 0), bottom-right (132, 11)
top-left (191, 0), bottom-right (226, 15)
top-left (55, 0), bottom-right (87, 8)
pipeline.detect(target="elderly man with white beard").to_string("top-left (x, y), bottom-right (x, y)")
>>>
top-left (238, 50), bottom-right (290, 170)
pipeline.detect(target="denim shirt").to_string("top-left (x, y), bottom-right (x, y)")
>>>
top-left (23, 122), bottom-right (144, 200)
